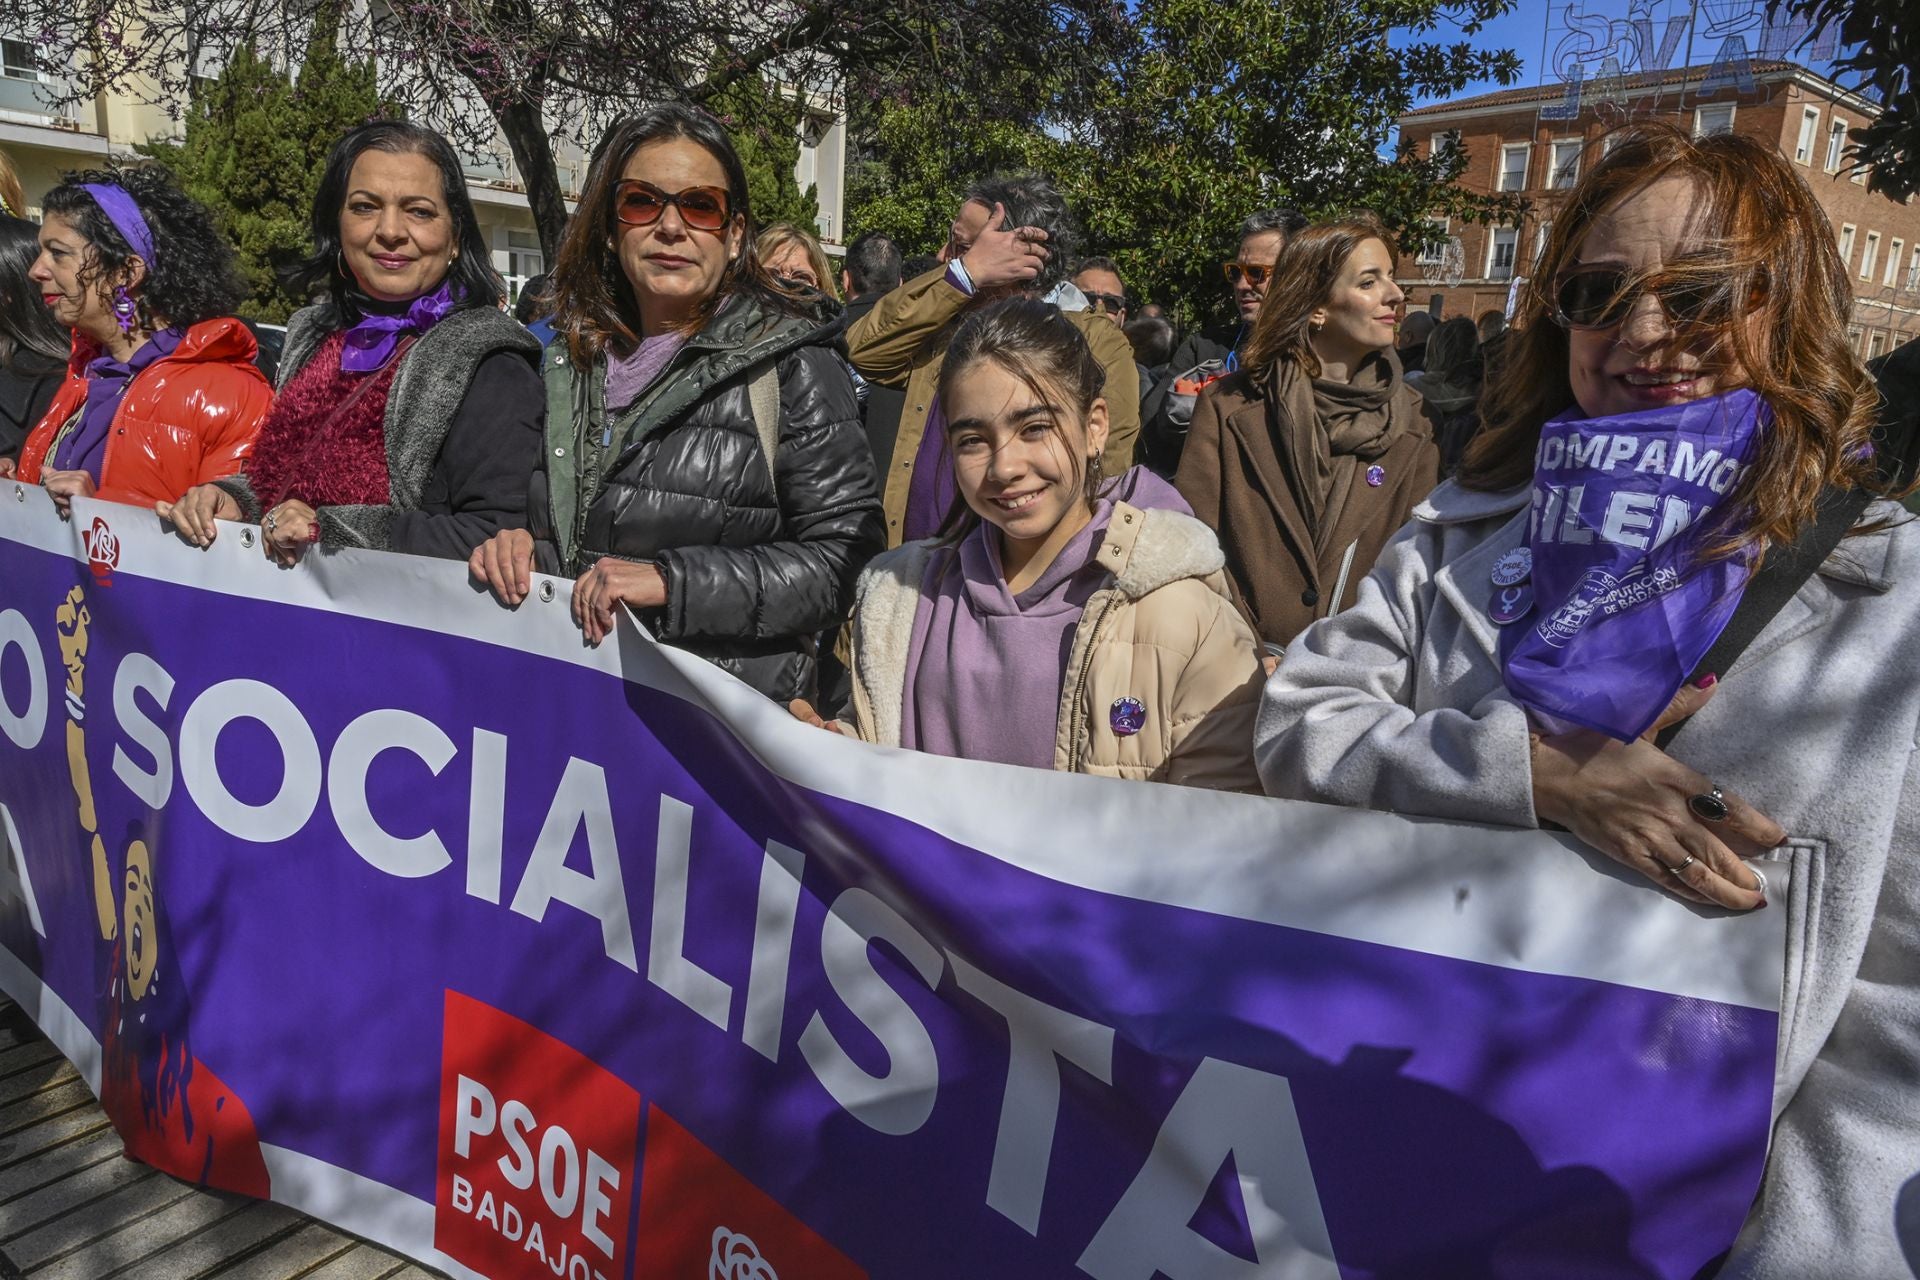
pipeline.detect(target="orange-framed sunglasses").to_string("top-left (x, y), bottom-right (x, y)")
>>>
top-left (1222, 260), bottom-right (1273, 287)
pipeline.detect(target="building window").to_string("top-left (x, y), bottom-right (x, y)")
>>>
top-left (1550, 140), bottom-right (1581, 189)
top-left (1838, 223), bottom-right (1856, 269)
top-left (1693, 103), bottom-right (1736, 137)
top-left (1861, 231), bottom-right (1880, 280)
top-left (1601, 130), bottom-right (1625, 157)
top-left (504, 229), bottom-right (543, 304)
top-left (1907, 246), bottom-right (1920, 292)
top-left (1826, 119), bottom-right (1848, 171)
top-left (1430, 129), bottom-right (1461, 158)
top-left (1415, 217), bottom-right (1450, 265)
top-left (0, 38), bottom-right (42, 80)
top-left (1867, 330), bottom-right (1887, 361)
top-left (1487, 227), bottom-right (1518, 280)
top-left (1846, 324), bottom-right (1862, 353)
top-left (1533, 219), bottom-right (1555, 271)
top-left (1794, 107), bottom-right (1821, 164)
top-left (1498, 144), bottom-right (1529, 193)
top-left (1888, 239), bottom-right (1906, 288)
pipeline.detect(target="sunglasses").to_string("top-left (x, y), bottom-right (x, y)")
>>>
top-left (1083, 290), bottom-right (1126, 315)
top-left (612, 180), bottom-right (732, 233)
top-left (1222, 261), bottom-right (1272, 287)
top-left (1551, 264), bottom-right (1767, 331)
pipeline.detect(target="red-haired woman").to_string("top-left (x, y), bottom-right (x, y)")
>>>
top-left (1257, 124), bottom-right (1918, 1276)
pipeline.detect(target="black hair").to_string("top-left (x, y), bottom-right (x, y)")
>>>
top-left (844, 231), bottom-right (902, 297)
top-left (0, 216), bottom-right (68, 369)
top-left (1124, 315), bottom-right (1175, 370)
top-left (42, 165), bottom-right (247, 328)
top-left (1424, 315), bottom-right (1481, 378)
top-left (962, 174), bottom-right (1081, 295)
top-left (514, 272), bottom-right (552, 325)
top-left (901, 252), bottom-right (941, 280)
top-left (1238, 207), bottom-right (1309, 250)
top-left (552, 102), bottom-right (801, 362)
top-left (1073, 255), bottom-right (1125, 286)
top-left (935, 296), bottom-right (1109, 538)
top-left (288, 120), bottom-right (503, 319)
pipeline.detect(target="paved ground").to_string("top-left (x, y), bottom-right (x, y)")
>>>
top-left (0, 996), bottom-right (443, 1279)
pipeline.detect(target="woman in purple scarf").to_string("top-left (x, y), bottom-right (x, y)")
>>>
top-left (160, 121), bottom-right (542, 563)
top-left (1257, 124), bottom-right (1920, 1277)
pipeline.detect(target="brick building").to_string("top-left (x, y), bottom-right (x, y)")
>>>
top-left (1395, 60), bottom-right (1920, 360)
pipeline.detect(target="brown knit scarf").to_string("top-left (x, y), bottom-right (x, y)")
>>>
top-left (1268, 348), bottom-right (1411, 530)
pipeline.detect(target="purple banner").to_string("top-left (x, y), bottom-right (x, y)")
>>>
top-left (0, 493), bottom-right (1781, 1279)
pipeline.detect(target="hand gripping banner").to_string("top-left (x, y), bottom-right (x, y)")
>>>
top-left (0, 490), bottom-right (1783, 1280)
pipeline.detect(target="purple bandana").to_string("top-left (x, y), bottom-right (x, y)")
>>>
top-left (340, 282), bottom-right (458, 373)
top-left (1499, 388), bottom-right (1768, 741)
top-left (78, 183), bottom-right (156, 267)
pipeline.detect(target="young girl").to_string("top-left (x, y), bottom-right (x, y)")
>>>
top-left (794, 297), bottom-right (1263, 789)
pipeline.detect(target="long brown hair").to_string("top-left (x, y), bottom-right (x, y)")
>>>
top-left (549, 104), bottom-right (793, 366)
top-left (1241, 214), bottom-right (1398, 378)
top-left (1458, 123), bottom-right (1886, 554)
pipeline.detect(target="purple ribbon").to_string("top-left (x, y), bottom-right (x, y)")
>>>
top-left (78, 183), bottom-right (156, 268)
top-left (1500, 388), bottom-right (1768, 741)
top-left (339, 282), bottom-right (458, 373)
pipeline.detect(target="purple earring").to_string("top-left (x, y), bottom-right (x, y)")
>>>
top-left (110, 286), bottom-right (138, 334)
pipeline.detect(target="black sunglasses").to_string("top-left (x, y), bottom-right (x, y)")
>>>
top-left (1551, 265), bottom-right (1767, 331)
top-left (611, 180), bottom-right (732, 232)
top-left (1083, 290), bottom-right (1126, 315)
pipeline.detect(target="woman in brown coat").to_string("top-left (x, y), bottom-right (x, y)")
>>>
top-left (1176, 214), bottom-right (1439, 657)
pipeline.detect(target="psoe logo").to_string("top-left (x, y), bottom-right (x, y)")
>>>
top-left (710, 1226), bottom-right (778, 1280)
top-left (84, 516), bottom-right (119, 585)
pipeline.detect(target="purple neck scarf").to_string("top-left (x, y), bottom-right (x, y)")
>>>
top-left (50, 327), bottom-right (186, 480)
top-left (1500, 388), bottom-right (1768, 741)
top-left (340, 283), bottom-right (458, 373)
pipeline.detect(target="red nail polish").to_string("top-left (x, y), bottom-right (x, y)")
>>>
top-left (1755, 898), bottom-right (1768, 910)
top-left (1694, 673), bottom-right (1718, 689)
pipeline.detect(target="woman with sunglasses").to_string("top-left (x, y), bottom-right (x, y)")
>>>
top-left (1258, 125), bottom-right (1920, 1276)
top-left (1176, 213), bottom-right (1437, 662)
top-left (160, 120), bottom-right (542, 563)
top-left (470, 104), bottom-right (884, 703)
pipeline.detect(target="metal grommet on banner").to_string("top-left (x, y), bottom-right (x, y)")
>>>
top-left (12, 485), bottom-right (23, 502)
top-left (239, 528), bottom-right (256, 549)
top-left (539, 581), bottom-right (556, 603)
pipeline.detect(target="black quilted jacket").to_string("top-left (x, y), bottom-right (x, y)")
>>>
top-left (530, 293), bottom-right (885, 701)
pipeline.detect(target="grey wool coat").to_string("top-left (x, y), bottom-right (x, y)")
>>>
top-left (219, 302), bottom-right (543, 559)
top-left (1256, 479), bottom-right (1920, 1279)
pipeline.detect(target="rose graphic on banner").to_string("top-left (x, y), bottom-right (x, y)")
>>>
top-left (710, 1227), bottom-right (779, 1280)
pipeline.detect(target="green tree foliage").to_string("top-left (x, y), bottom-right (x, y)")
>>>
top-left (139, 11), bottom-right (380, 322)
top-left (710, 72), bottom-right (821, 234)
top-left (849, 0), bottom-right (1524, 329)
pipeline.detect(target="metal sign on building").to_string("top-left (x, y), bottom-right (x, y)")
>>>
top-left (1537, 0), bottom-right (1840, 122)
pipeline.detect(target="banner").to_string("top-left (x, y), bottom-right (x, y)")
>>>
top-left (0, 489), bottom-right (1784, 1279)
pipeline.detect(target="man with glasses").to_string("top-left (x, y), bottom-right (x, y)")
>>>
top-left (846, 174), bottom-right (1141, 547)
top-left (1139, 207), bottom-right (1308, 475)
top-left (1072, 256), bottom-right (1130, 327)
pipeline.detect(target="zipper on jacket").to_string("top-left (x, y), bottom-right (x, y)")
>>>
top-left (1066, 595), bottom-right (1119, 767)
top-left (1329, 538), bottom-right (1360, 615)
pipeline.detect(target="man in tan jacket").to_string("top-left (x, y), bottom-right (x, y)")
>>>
top-left (846, 175), bottom-right (1140, 547)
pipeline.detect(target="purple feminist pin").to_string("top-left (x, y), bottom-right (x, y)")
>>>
top-left (1489, 583), bottom-right (1534, 626)
top-left (1109, 696), bottom-right (1146, 737)
top-left (1366, 465), bottom-right (1386, 487)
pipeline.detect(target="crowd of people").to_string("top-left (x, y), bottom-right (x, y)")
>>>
top-left (2, 107), bottom-right (1919, 1277)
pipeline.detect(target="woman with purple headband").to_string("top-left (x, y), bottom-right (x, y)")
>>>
top-left (6, 166), bottom-right (271, 511)
top-left (160, 120), bottom-right (542, 564)
top-left (1257, 125), bottom-right (1920, 1276)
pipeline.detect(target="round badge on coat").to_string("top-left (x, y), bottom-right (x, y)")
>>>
top-left (1489, 583), bottom-right (1535, 625)
top-left (1109, 696), bottom-right (1147, 737)
top-left (1490, 547), bottom-right (1533, 587)
top-left (1365, 465), bottom-right (1386, 487)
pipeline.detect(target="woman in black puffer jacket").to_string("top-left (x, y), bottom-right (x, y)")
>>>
top-left (471, 104), bottom-right (883, 702)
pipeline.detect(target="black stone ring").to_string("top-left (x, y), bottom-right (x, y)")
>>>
top-left (1689, 786), bottom-right (1730, 823)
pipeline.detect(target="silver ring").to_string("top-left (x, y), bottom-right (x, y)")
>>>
top-left (1660, 853), bottom-right (1698, 876)
top-left (1688, 786), bottom-right (1730, 823)
top-left (263, 512), bottom-right (278, 534)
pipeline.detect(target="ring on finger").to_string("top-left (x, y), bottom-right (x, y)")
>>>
top-left (1657, 853), bottom-right (1698, 875)
top-left (1688, 786), bottom-right (1730, 823)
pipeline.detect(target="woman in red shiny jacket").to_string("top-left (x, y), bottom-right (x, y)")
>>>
top-left (1, 166), bottom-right (271, 512)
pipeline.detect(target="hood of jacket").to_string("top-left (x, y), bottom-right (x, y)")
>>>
top-left (66, 316), bottom-right (258, 376)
